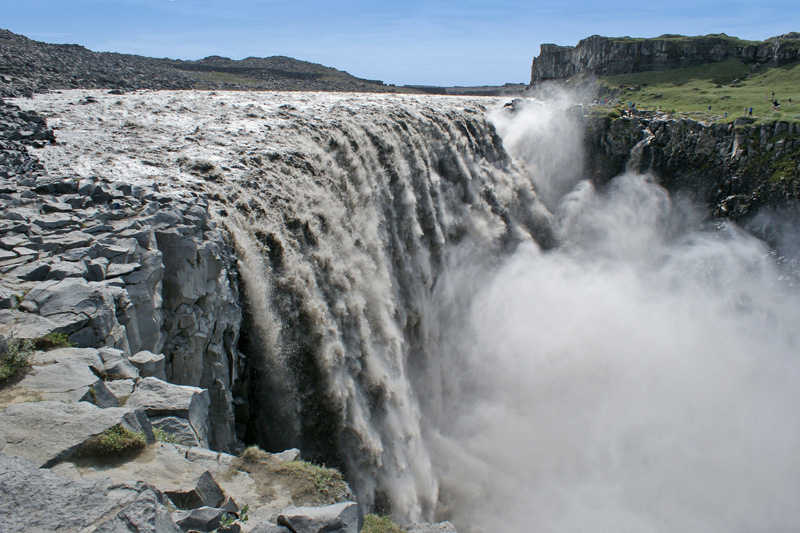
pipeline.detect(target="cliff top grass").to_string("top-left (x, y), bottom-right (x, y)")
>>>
top-left (588, 33), bottom-right (762, 47)
top-left (598, 59), bottom-right (800, 124)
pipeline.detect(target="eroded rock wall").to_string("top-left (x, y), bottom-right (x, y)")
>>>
top-left (0, 98), bottom-right (242, 452)
top-left (531, 33), bottom-right (800, 83)
top-left (584, 112), bottom-right (800, 221)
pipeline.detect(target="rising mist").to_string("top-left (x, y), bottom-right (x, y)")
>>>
top-left (425, 94), bottom-right (800, 532)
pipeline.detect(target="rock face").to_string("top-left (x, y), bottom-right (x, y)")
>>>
top-left (531, 33), bottom-right (800, 83)
top-left (583, 111), bottom-right (800, 222)
top-left (0, 98), bottom-right (242, 452)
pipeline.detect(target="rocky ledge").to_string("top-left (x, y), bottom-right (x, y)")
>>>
top-left (0, 98), bottom-right (457, 532)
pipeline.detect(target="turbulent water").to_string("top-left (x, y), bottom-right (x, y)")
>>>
top-left (23, 90), bottom-right (800, 532)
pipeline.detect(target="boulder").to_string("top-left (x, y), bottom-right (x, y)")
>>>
top-left (99, 346), bottom-right (140, 379)
top-left (0, 401), bottom-right (153, 467)
top-left (93, 486), bottom-right (182, 533)
top-left (27, 278), bottom-right (124, 348)
top-left (151, 415), bottom-right (201, 447)
top-left (29, 346), bottom-right (104, 373)
top-left (172, 506), bottom-right (228, 532)
top-left (126, 377), bottom-right (211, 448)
top-left (0, 452), bottom-right (181, 533)
top-left (130, 349), bottom-right (167, 380)
top-left (165, 470), bottom-right (225, 510)
top-left (277, 502), bottom-right (359, 533)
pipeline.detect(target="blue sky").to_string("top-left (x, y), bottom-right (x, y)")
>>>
top-left (5, 0), bottom-right (800, 86)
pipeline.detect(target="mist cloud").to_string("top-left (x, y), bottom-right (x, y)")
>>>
top-left (428, 97), bottom-right (800, 532)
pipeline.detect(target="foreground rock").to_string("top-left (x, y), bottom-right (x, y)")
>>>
top-left (0, 452), bottom-right (181, 532)
top-left (0, 401), bottom-right (153, 467)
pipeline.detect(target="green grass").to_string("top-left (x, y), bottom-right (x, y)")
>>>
top-left (153, 427), bottom-right (179, 444)
top-left (362, 514), bottom-right (405, 533)
top-left (278, 460), bottom-right (350, 501)
top-left (598, 59), bottom-right (800, 123)
top-left (78, 425), bottom-right (147, 457)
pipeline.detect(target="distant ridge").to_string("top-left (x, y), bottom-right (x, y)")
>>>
top-left (530, 33), bottom-right (800, 84)
top-left (0, 28), bottom-right (390, 97)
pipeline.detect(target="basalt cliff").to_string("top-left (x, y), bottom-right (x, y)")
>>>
top-left (531, 33), bottom-right (800, 83)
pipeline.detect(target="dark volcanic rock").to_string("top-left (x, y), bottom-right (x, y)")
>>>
top-left (531, 33), bottom-right (800, 83)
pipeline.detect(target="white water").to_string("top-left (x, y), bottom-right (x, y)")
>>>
top-left (21, 90), bottom-right (800, 532)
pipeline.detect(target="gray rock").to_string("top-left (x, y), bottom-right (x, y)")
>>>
top-left (10, 261), bottom-right (50, 281)
top-left (151, 415), bottom-right (201, 447)
top-left (45, 259), bottom-right (89, 280)
top-left (18, 358), bottom-right (118, 406)
top-left (29, 346), bottom-right (104, 373)
top-left (99, 346), bottom-right (140, 379)
top-left (0, 452), bottom-right (181, 533)
top-left (0, 309), bottom-right (61, 340)
top-left (28, 278), bottom-right (123, 347)
top-left (126, 377), bottom-right (211, 448)
top-left (165, 471), bottom-right (225, 510)
top-left (0, 401), bottom-right (153, 467)
top-left (94, 487), bottom-right (183, 533)
top-left (0, 285), bottom-right (15, 309)
top-left (106, 378), bottom-right (136, 400)
top-left (130, 350), bottom-right (167, 380)
top-left (172, 506), bottom-right (227, 532)
top-left (273, 448), bottom-right (301, 463)
top-left (278, 502), bottom-right (359, 533)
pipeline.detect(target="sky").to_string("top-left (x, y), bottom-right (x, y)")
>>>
top-left (5, 0), bottom-right (800, 86)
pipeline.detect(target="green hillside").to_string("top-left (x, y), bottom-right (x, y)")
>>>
top-left (598, 59), bottom-right (800, 123)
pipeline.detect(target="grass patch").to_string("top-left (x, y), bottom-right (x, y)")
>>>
top-left (33, 332), bottom-right (74, 350)
top-left (78, 425), bottom-right (146, 457)
top-left (598, 59), bottom-right (800, 123)
top-left (0, 337), bottom-right (34, 383)
top-left (362, 514), bottom-right (405, 533)
top-left (153, 427), bottom-right (179, 444)
top-left (278, 460), bottom-right (350, 501)
top-left (233, 446), bottom-right (351, 506)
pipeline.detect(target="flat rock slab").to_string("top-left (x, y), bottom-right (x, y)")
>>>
top-left (278, 502), bottom-right (359, 533)
top-left (0, 452), bottom-right (180, 533)
top-left (0, 309), bottom-right (61, 339)
top-left (0, 401), bottom-right (152, 467)
top-left (17, 358), bottom-right (117, 406)
top-left (30, 346), bottom-right (104, 373)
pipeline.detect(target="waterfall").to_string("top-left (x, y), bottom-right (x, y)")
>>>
top-left (23, 90), bottom-right (800, 532)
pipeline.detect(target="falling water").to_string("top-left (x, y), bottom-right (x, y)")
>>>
top-left (23, 90), bottom-right (800, 532)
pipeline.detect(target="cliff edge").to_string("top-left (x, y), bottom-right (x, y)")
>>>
top-left (531, 33), bottom-right (800, 83)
